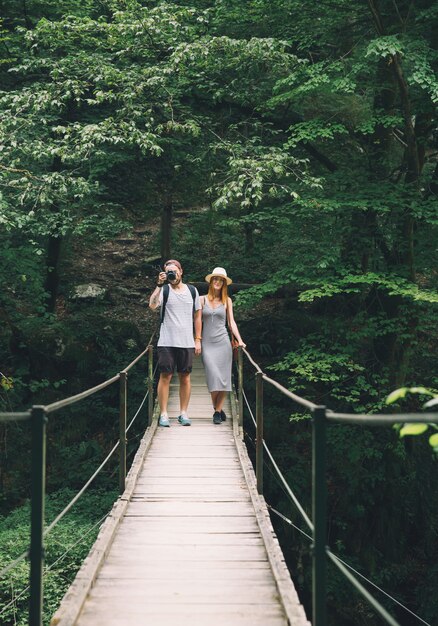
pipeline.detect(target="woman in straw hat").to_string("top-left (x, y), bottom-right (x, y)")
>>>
top-left (200, 267), bottom-right (245, 424)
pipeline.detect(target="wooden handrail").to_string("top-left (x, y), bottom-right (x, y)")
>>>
top-left (44, 375), bottom-right (120, 414)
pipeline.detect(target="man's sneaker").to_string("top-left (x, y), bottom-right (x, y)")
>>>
top-left (178, 414), bottom-right (191, 426)
top-left (213, 411), bottom-right (222, 425)
top-left (159, 414), bottom-right (170, 427)
top-left (220, 410), bottom-right (227, 422)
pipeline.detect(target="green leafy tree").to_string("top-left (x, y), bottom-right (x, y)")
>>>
top-left (1, 2), bottom-right (437, 624)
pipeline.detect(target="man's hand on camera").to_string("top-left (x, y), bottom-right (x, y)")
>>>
top-left (156, 271), bottom-right (166, 286)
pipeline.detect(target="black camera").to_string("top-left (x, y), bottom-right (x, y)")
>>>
top-left (166, 270), bottom-right (177, 281)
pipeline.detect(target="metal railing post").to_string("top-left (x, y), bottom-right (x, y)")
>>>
top-left (119, 371), bottom-right (127, 495)
top-left (237, 347), bottom-right (243, 430)
top-left (148, 345), bottom-right (154, 426)
top-left (29, 405), bottom-right (47, 626)
top-left (312, 405), bottom-right (327, 626)
top-left (255, 371), bottom-right (264, 494)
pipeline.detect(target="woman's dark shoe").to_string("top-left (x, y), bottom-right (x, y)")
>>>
top-left (213, 411), bottom-right (222, 425)
top-left (220, 410), bottom-right (227, 422)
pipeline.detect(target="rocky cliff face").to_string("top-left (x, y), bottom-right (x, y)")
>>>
top-left (62, 222), bottom-right (162, 342)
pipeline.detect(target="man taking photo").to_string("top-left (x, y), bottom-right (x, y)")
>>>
top-left (149, 259), bottom-right (202, 426)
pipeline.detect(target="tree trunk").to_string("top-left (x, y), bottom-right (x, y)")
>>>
top-left (22, 0), bottom-right (32, 29)
top-left (43, 155), bottom-right (63, 313)
top-left (244, 222), bottom-right (254, 253)
top-left (44, 234), bottom-right (62, 313)
top-left (366, 0), bottom-right (424, 387)
top-left (429, 162), bottom-right (438, 196)
top-left (160, 196), bottom-right (172, 261)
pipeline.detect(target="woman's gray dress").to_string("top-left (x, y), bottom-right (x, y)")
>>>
top-left (201, 299), bottom-right (232, 392)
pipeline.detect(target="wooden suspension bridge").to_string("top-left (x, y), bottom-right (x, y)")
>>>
top-left (50, 357), bottom-right (309, 626)
top-left (1, 340), bottom-right (437, 626)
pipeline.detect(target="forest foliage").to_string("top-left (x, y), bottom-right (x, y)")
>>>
top-left (0, 1), bottom-right (437, 625)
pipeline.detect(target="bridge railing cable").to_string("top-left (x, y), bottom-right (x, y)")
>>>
top-left (44, 358), bottom-right (158, 539)
top-left (43, 375), bottom-right (120, 414)
top-left (266, 505), bottom-right (430, 626)
top-left (0, 550), bottom-right (30, 579)
top-left (241, 424), bottom-right (431, 626)
top-left (0, 512), bottom-right (109, 622)
top-left (242, 388), bottom-right (313, 532)
top-left (0, 333), bottom-right (156, 626)
top-left (126, 362), bottom-right (159, 434)
top-left (236, 346), bottom-right (437, 626)
top-left (0, 411), bottom-right (31, 423)
top-left (43, 441), bottom-right (120, 538)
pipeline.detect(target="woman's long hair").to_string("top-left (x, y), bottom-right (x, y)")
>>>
top-left (207, 279), bottom-right (228, 306)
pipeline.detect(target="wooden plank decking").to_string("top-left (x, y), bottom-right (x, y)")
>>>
top-left (51, 358), bottom-right (309, 626)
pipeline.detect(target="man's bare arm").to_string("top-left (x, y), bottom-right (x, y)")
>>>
top-left (149, 271), bottom-right (167, 310)
top-left (149, 285), bottom-right (162, 311)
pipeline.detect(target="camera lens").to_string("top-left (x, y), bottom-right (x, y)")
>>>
top-left (166, 270), bottom-right (176, 281)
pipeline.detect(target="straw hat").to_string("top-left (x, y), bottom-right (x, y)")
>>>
top-left (205, 267), bottom-right (232, 285)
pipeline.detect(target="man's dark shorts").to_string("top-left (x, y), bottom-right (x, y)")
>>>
top-left (157, 347), bottom-right (194, 374)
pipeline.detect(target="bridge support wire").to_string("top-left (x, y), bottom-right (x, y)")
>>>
top-left (267, 506), bottom-right (431, 626)
top-left (242, 387), bottom-right (313, 531)
top-left (148, 344), bottom-right (154, 425)
top-left (30, 406), bottom-right (47, 626)
top-left (255, 371), bottom-right (264, 494)
top-left (119, 371), bottom-right (127, 495)
top-left (312, 406), bottom-right (327, 626)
